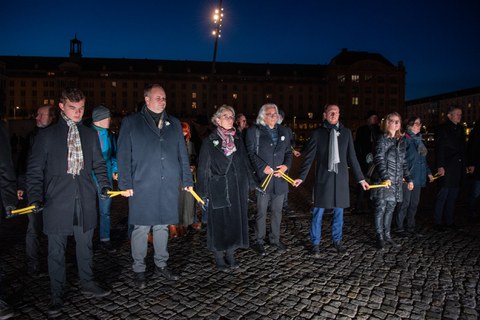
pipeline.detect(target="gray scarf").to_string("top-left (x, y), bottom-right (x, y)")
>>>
top-left (61, 112), bottom-right (84, 176)
top-left (323, 121), bottom-right (341, 174)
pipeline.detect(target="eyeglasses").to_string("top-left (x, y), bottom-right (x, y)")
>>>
top-left (265, 113), bottom-right (278, 118)
top-left (413, 121), bottom-right (422, 126)
top-left (220, 114), bottom-right (234, 120)
top-left (388, 119), bottom-right (400, 124)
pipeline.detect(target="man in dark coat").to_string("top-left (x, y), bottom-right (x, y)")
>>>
top-left (434, 106), bottom-right (466, 229)
top-left (17, 105), bottom-right (56, 276)
top-left (245, 103), bottom-right (292, 256)
top-left (0, 120), bottom-right (17, 320)
top-left (467, 118), bottom-right (480, 218)
top-left (294, 104), bottom-right (368, 256)
top-left (27, 88), bottom-right (111, 317)
top-left (353, 110), bottom-right (380, 214)
top-left (117, 84), bottom-right (193, 288)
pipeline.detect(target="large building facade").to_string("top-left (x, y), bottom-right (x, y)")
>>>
top-left (406, 86), bottom-right (480, 131)
top-left (0, 38), bottom-right (405, 140)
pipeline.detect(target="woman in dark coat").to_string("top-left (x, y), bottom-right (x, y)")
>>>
top-left (370, 112), bottom-right (413, 249)
top-left (197, 105), bottom-right (251, 271)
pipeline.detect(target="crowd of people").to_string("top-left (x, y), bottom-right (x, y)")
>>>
top-left (0, 85), bottom-right (479, 319)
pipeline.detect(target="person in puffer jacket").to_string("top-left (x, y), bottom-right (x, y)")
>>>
top-left (370, 112), bottom-right (413, 250)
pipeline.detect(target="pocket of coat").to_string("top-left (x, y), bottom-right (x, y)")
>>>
top-left (209, 175), bottom-right (231, 209)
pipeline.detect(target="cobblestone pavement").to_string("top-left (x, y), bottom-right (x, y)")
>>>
top-left (1, 163), bottom-right (479, 319)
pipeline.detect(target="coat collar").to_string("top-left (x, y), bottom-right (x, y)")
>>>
top-left (140, 105), bottom-right (172, 136)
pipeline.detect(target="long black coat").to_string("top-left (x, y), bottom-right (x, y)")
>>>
top-left (196, 130), bottom-right (251, 251)
top-left (298, 124), bottom-right (364, 208)
top-left (245, 124), bottom-right (292, 195)
top-left (117, 107), bottom-right (193, 225)
top-left (370, 134), bottom-right (412, 202)
top-left (27, 117), bottom-right (109, 234)
top-left (0, 121), bottom-right (17, 214)
top-left (435, 120), bottom-right (466, 187)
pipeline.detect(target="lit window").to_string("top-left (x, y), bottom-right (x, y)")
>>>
top-left (233, 93), bottom-right (238, 100)
top-left (192, 102), bottom-right (197, 109)
top-left (337, 74), bottom-right (345, 82)
top-left (112, 81), bottom-right (116, 87)
top-left (352, 97), bottom-right (359, 105)
top-left (192, 92), bottom-right (197, 99)
top-left (351, 75), bottom-right (360, 82)
top-left (308, 112), bottom-right (314, 119)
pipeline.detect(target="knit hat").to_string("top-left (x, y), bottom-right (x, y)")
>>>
top-left (92, 105), bottom-right (111, 122)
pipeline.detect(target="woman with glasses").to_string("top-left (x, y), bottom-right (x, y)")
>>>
top-left (395, 116), bottom-right (433, 237)
top-left (196, 105), bottom-right (252, 271)
top-left (370, 112), bottom-right (413, 249)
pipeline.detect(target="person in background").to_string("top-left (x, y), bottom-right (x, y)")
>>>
top-left (172, 121), bottom-right (198, 237)
top-left (395, 116), bottom-right (433, 237)
top-left (27, 88), bottom-right (112, 317)
top-left (197, 105), bottom-right (251, 271)
top-left (434, 106), bottom-right (466, 230)
top-left (235, 113), bottom-right (248, 141)
top-left (245, 103), bottom-right (292, 256)
top-left (91, 105), bottom-right (118, 253)
top-left (370, 112), bottom-right (413, 250)
top-left (117, 84), bottom-right (193, 289)
top-left (466, 118), bottom-right (480, 219)
top-left (0, 120), bottom-right (17, 320)
top-left (17, 105), bottom-right (56, 276)
top-left (293, 104), bottom-right (368, 257)
top-left (353, 110), bottom-right (380, 214)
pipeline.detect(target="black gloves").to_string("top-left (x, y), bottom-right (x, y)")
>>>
top-left (100, 187), bottom-right (112, 199)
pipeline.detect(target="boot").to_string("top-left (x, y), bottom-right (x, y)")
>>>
top-left (376, 234), bottom-right (384, 250)
top-left (384, 233), bottom-right (401, 248)
top-left (384, 203), bottom-right (400, 248)
top-left (214, 251), bottom-right (228, 272)
top-left (225, 249), bottom-right (239, 269)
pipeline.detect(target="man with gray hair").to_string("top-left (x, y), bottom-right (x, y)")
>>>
top-left (245, 103), bottom-right (292, 256)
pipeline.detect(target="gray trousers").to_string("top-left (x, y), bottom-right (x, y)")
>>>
top-left (26, 212), bottom-right (43, 268)
top-left (131, 225), bottom-right (169, 273)
top-left (255, 192), bottom-right (285, 245)
top-left (48, 225), bottom-right (94, 297)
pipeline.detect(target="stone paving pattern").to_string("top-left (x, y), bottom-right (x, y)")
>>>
top-left (1, 160), bottom-right (479, 319)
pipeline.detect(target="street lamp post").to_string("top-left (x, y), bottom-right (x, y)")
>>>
top-left (208, 0), bottom-right (224, 115)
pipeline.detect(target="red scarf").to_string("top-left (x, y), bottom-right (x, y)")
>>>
top-left (217, 127), bottom-right (237, 156)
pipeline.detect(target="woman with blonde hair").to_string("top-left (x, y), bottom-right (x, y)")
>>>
top-left (370, 112), bottom-right (413, 249)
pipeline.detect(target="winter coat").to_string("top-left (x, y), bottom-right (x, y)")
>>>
top-left (91, 125), bottom-right (117, 185)
top-left (298, 124), bottom-right (364, 208)
top-left (370, 134), bottom-right (412, 202)
top-left (196, 130), bottom-right (251, 251)
top-left (117, 107), bottom-right (193, 226)
top-left (27, 117), bottom-right (109, 234)
top-left (404, 130), bottom-right (431, 187)
top-left (245, 124), bottom-right (292, 195)
top-left (466, 121), bottom-right (480, 181)
top-left (435, 120), bottom-right (466, 187)
top-left (0, 121), bottom-right (17, 214)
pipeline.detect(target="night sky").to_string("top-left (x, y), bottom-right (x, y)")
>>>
top-left (1, 0), bottom-right (479, 100)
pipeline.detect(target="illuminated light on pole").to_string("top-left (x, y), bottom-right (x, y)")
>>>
top-left (211, 1), bottom-right (223, 74)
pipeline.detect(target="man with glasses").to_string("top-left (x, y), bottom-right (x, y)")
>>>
top-left (246, 103), bottom-right (292, 256)
top-left (293, 104), bottom-right (368, 257)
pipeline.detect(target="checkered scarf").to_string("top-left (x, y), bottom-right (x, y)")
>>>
top-left (61, 112), bottom-right (84, 176)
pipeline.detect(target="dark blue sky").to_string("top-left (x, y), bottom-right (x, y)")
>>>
top-left (1, 0), bottom-right (479, 100)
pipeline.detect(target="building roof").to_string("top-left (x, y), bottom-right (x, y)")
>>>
top-left (406, 86), bottom-right (480, 105)
top-left (329, 48), bottom-right (394, 67)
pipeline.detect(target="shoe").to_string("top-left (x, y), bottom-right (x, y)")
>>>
top-left (310, 245), bottom-right (320, 258)
top-left (251, 243), bottom-right (266, 257)
top-left (155, 266), bottom-right (179, 281)
top-left (376, 238), bottom-right (384, 250)
top-left (272, 241), bottom-right (287, 252)
top-left (81, 283), bottom-right (112, 298)
top-left (333, 241), bottom-right (346, 254)
top-left (99, 241), bottom-right (117, 253)
top-left (47, 296), bottom-right (63, 318)
top-left (385, 237), bottom-right (401, 248)
top-left (133, 272), bottom-right (146, 289)
top-left (225, 255), bottom-right (240, 269)
top-left (0, 299), bottom-right (14, 320)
